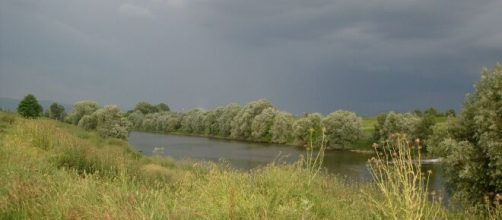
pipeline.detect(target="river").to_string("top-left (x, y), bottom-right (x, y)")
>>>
top-left (128, 131), bottom-right (446, 193)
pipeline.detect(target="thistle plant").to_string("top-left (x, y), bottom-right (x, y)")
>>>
top-left (367, 134), bottom-right (443, 219)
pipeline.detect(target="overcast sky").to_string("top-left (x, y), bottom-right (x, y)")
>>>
top-left (1, 0), bottom-right (501, 115)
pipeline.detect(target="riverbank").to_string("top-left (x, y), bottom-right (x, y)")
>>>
top-left (0, 112), bottom-right (494, 219)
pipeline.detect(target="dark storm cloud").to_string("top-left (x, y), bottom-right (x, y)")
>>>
top-left (1, 0), bottom-right (501, 115)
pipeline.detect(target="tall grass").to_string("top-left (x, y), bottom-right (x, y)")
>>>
top-left (0, 112), bottom-right (499, 219)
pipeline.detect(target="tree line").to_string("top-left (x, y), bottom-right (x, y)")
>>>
top-left (127, 99), bottom-right (364, 148)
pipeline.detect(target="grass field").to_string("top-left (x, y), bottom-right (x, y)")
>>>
top-left (0, 112), bottom-right (498, 219)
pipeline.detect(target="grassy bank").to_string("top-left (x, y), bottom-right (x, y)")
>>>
top-left (0, 112), bottom-right (497, 219)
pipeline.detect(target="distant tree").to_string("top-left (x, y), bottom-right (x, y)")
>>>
top-left (203, 107), bottom-right (224, 135)
top-left (93, 105), bottom-right (131, 139)
top-left (156, 103), bottom-right (170, 112)
top-left (415, 112), bottom-right (436, 141)
top-left (270, 111), bottom-right (294, 144)
top-left (424, 107), bottom-right (440, 117)
top-left (134, 101), bottom-right (158, 114)
top-left (230, 99), bottom-right (273, 139)
top-left (372, 113), bottom-right (388, 142)
top-left (217, 103), bottom-right (241, 137)
top-left (322, 110), bottom-right (362, 148)
top-left (413, 109), bottom-right (423, 117)
top-left (445, 109), bottom-right (456, 117)
top-left (251, 107), bottom-right (278, 141)
top-left (66, 101), bottom-right (99, 125)
top-left (375, 112), bottom-right (420, 142)
top-left (17, 94), bottom-right (43, 118)
top-left (127, 110), bottom-right (145, 129)
top-left (78, 114), bottom-right (97, 130)
top-left (48, 102), bottom-right (65, 121)
top-left (292, 113), bottom-right (323, 147)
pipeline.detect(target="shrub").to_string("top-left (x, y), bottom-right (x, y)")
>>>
top-left (439, 64), bottom-right (502, 205)
top-left (322, 110), bottom-right (362, 148)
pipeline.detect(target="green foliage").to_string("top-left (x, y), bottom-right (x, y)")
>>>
top-left (47, 102), bottom-right (65, 121)
top-left (156, 102), bottom-right (170, 112)
top-left (292, 113), bottom-right (323, 146)
top-left (93, 105), bottom-right (131, 139)
top-left (66, 100), bottom-right (99, 125)
top-left (251, 107), bottom-right (277, 141)
top-left (322, 110), bottom-right (362, 148)
top-left (17, 94), bottom-right (42, 118)
top-left (374, 112), bottom-right (420, 142)
top-left (217, 103), bottom-right (241, 136)
top-left (127, 99), bottom-right (367, 149)
top-left (270, 111), bottom-right (294, 144)
top-left (230, 99), bottom-right (273, 139)
top-left (439, 64), bottom-right (502, 205)
top-left (134, 101), bottom-right (158, 114)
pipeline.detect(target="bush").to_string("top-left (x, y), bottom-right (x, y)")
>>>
top-left (17, 94), bottom-right (42, 118)
top-left (439, 64), bottom-right (502, 205)
top-left (322, 110), bottom-right (362, 148)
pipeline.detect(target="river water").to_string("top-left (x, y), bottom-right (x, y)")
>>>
top-left (128, 131), bottom-right (446, 193)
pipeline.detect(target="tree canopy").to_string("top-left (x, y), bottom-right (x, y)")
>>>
top-left (17, 94), bottom-right (42, 118)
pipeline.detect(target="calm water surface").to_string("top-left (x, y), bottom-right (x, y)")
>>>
top-left (128, 131), bottom-right (446, 193)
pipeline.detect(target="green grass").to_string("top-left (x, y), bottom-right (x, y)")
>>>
top-left (0, 112), bottom-right (498, 219)
top-left (347, 116), bottom-right (377, 150)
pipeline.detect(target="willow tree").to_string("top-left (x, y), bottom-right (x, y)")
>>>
top-left (66, 100), bottom-right (99, 125)
top-left (292, 113), bottom-right (323, 147)
top-left (217, 103), bottom-right (241, 137)
top-left (230, 99), bottom-right (273, 139)
top-left (322, 110), bottom-right (362, 148)
top-left (270, 111), bottom-right (294, 144)
top-left (436, 64), bottom-right (502, 205)
top-left (251, 107), bottom-right (278, 141)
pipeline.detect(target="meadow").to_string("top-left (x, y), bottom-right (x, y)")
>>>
top-left (0, 112), bottom-right (499, 219)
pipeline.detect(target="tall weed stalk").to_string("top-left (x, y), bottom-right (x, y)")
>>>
top-left (304, 128), bottom-right (326, 186)
top-left (367, 134), bottom-right (443, 219)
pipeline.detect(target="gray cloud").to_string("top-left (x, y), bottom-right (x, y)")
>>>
top-left (118, 3), bottom-right (153, 19)
top-left (1, 0), bottom-right (501, 115)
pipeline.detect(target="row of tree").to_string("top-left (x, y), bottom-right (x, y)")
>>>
top-left (127, 99), bottom-right (363, 148)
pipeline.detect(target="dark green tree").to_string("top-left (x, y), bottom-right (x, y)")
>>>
top-left (134, 101), bottom-right (158, 114)
top-left (17, 94), bottom-right (43, 118)
top-left (437, 64), bottom-right (502, 205)
top-left (156, 103), bottom-right (170, 112)
top-left (48, 102), bottom-right (65, 121)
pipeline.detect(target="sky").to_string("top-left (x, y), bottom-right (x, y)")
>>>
top-left (1, 0), bottom-right (501, 116)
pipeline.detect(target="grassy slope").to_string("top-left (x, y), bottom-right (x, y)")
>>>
top-left (0, 112), bottom-right (492, 219)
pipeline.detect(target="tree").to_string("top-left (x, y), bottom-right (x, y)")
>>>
top-left (251, 107), bottom-right (277, 141)
top-left (156, 103), bottom-right (170, 112)
top-left (374, 112), bottom-right (420, 142)
top-left (217, 103), bottom-right (241, 137)
top-left (48, 102), bottom-right (65, 121)
top-left (322, 110), bottom-right (362, 148)
top-left (134, 101), bottom-right (158, 114)
top-left (436, 64), bottom-right (502, 204)
top-left (66, 101), bottom-right (99, 125)
top-left (93, 105), bottom-right (131, 139)
top-left (230, 99), bottom-right (273, 139)
top-left (17, 94), bottom-right (43, 118)
top-left (270, 111), bottom-right (294, 144)
top-left (292, 113), bottom-right (323, 146)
